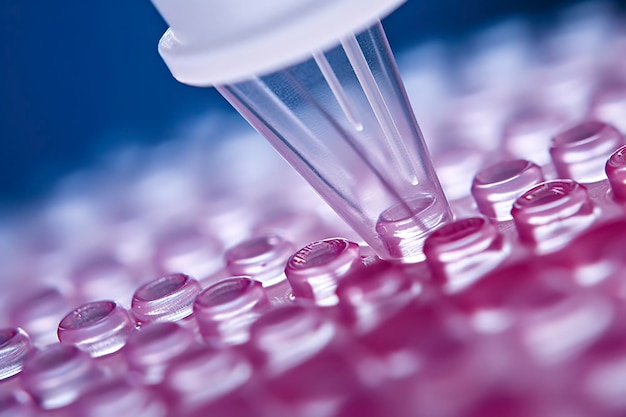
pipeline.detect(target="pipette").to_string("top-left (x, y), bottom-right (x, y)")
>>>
top-left (149, 0), bottom-right (453, 263)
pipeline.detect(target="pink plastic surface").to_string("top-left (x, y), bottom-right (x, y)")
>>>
top-left (2, 5), bottom-right (626, 416)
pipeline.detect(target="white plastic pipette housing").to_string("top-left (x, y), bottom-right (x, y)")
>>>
top-left (152, 0), bottom-right (406, 86)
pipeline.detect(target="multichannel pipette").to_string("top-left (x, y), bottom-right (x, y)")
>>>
top-left (150, 0), bottom-right (453, 263)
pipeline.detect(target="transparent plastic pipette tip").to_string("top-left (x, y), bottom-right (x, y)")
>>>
top-left (217, 22), bottom-right (452, 263)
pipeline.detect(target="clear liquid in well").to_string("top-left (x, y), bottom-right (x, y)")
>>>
top-left (375, 193), bottom-right (452, 263)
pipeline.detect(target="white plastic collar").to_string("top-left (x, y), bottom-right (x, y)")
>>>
top-left (152, 0), bottom-right (406, 87)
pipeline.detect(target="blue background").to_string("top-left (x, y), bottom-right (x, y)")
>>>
top-left (0, 0), bottom-right (620, 207)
